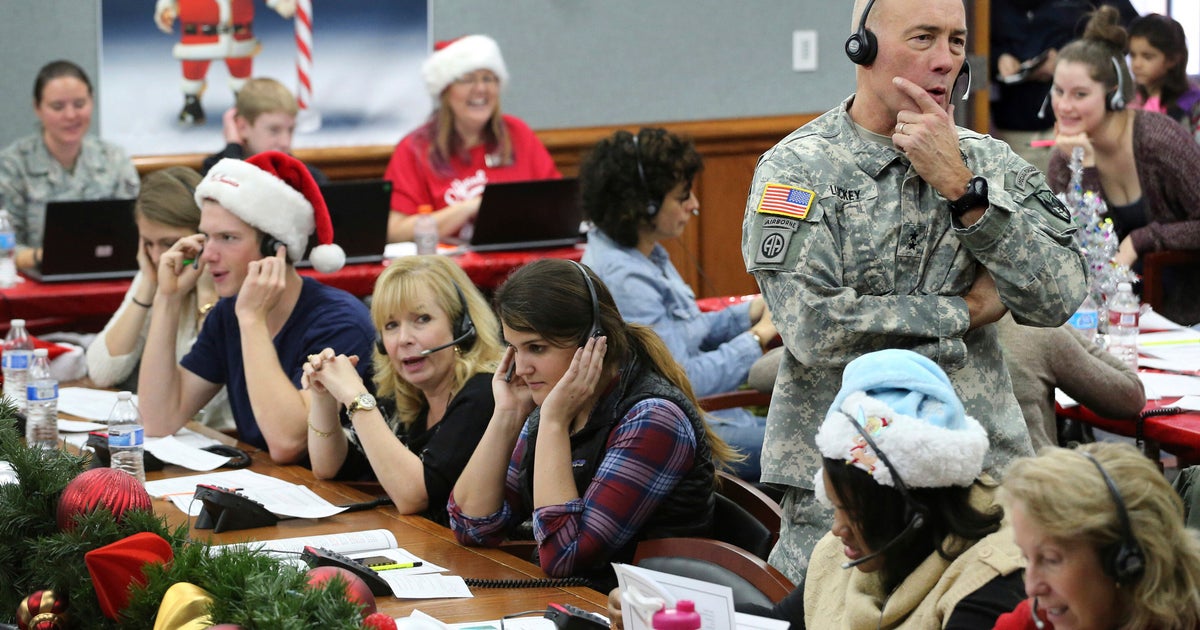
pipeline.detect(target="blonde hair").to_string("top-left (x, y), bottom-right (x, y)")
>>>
top-left (1002, 443), bottom-right (1200, 629)
top-left (234, 77), bottom-right (298, 124)
top-left (135, 166), bottom-right (202, 229)
top-left (369, 256), bottom-right (502, 423)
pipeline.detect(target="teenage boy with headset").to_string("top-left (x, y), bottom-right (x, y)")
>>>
top-left (138, 151), bottom-right (374, 463)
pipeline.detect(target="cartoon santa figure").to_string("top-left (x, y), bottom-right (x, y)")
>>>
top-left (155, 0), bottom-right (297, 125)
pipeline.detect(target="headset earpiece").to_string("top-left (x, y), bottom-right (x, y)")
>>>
top-left (1108, 57), bottom-right (1127, 111)
top-left (450, 283), bottom-right (477, 352)
top-left (631, 132), bottom-right (660, 218)
top-left (953, 60), bottom-right (972, 102)
top-left (259, 235), bottom-right (286, 259)
top-left (567, 260), bottom-right (603, 344)
top-left (1081, 451), bottom-right (1145, 584)
top-left (845, 0), bottom-right (879, 66)
top-left (375, 337), bottom-right (387, 356)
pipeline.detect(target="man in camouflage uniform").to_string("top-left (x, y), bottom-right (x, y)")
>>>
top-left (741, 0), bottom-right (1087, 585)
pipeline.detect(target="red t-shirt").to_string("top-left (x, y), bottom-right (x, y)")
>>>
top-left (383, 114), bottom-right (561, 222)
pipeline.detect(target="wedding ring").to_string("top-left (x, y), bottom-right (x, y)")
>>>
top-left (899, 122), bottom-right (907, 134)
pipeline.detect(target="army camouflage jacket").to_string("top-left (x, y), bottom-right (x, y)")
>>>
top-left (742, 97), bottom-right (1086, 488)
top-left (0, 133), bottom-right (139, 251)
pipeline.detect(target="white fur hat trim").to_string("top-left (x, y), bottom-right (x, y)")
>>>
top-left (194, 158), bottom-right (313, 264)
top-left (814, 391), bottom-right (989, 489)
top-left (422, 34), bottom-right (509, 97)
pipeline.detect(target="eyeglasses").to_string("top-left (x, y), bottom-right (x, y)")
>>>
top-left (453, 73), bottom-right (500, 87)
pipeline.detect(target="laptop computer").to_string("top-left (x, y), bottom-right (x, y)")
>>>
top-left (24, 199), bottom-right (140, 283)
top-left (300, 179), bottom-right (392, 267)
top-left (464, 178), bottom-right (584, 252)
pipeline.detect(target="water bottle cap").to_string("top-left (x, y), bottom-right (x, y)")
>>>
top-left (10, 319), bottom-right (24, 326)
top-left (32, 348), bottom-right (47, 357)
top-left (418, 204), bottom-right (433, 215)
top-left (117, 391), bottom-right (132, 400)
top-left (652, 600), bottom-right (701, 630)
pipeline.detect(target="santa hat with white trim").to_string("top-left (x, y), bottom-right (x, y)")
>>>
top-left (421, 34), bottom-right (509, 98)
top-left (813, 349), bottom-right (989, 505)
top-left (194, 151), bottom-right (345, 273)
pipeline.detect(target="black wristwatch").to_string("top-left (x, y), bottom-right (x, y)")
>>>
top-left (947, 176), bottom-right (989, 218)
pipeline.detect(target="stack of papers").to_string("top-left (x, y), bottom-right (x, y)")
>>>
top-left (144, 469), bottom-right (346, 519)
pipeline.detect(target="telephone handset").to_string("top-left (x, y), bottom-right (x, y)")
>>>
top-left (193, 484), bottom-right (279, 533)
top-left (505, 359), bottom-right (516, 383)
top-left (300, 546), bottom-right (393, 596)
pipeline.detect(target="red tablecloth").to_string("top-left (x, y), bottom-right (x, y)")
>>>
top-left (1058, 396), bottom-right (1200, 465)
top-left (0, 246), bottom-right (583, 335)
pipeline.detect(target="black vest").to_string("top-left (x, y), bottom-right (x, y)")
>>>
top-left (516, 354), bottom-right (716, 585)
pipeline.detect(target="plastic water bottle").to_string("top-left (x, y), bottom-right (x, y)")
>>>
top-left (24, 348), bottom-right (57, 449)
top-left (0, 209), bottom-right (17, 288)
top-left (1068, 293), bottom-right (1100, 344)
top-left (1106, 282), bottom-right (1140, 372)
top-left (2, 319), bottom-right (34, 410)
top-left (653, 600), bottom-right (701, 630)
top-left (107, 391), bottom-right (145, 484)
top-left (414, 204), bottom-right (438, 255)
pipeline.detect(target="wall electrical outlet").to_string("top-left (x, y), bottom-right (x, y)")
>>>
top-left (793, 30), bottom-right (818, 72)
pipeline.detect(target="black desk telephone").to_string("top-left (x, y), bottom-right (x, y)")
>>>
top-left (192, 484), bottom-right (279, 533)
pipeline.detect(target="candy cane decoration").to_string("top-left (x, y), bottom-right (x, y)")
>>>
top-left (294, 0), bottom-right (321, 132)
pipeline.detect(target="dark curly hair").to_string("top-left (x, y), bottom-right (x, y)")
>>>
top-left (580, 128), bottom-right (703, 248)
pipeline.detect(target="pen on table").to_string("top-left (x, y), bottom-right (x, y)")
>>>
top-left (1029, 139), bottom-right (1056, 148)
top-left (337, 496), bottom-right (395, 512)
top-left (372, 561), bottom-right (422, 571)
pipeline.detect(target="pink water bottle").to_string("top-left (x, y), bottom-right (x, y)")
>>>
top-left (652, 600), bottom-right (701, 630)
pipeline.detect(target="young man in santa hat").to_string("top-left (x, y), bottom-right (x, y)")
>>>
top-left (138, 151), bottom-right (375, 464)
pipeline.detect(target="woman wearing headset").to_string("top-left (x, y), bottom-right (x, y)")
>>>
top-left (304, 256), bottom-right (502, 525)
top-left (996, 442), bottom-right (1200, 629)
top-left (85, 166), bottom-right (232, 431)
top-left (1046, 6), bottom-right (1200, 325)
top-left (448, 258), bottom-right (737, 591)
top-left (579, 128), bottom-right (777, 481)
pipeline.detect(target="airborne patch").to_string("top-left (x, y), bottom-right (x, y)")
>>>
top-left (1015, 165), bottom-right (1039, 190)
top-left (763, 216), bottom-right (800, 231)
top-left (754, 229), bottom-right (794, 265)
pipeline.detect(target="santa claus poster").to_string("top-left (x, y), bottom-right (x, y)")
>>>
top-left (99, 0), bottom-right (429, 156)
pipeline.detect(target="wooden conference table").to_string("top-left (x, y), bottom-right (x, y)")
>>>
top-left (147, 433), bottom-right (607, 622)
top-left (0, 246), bottom-right (583, 336)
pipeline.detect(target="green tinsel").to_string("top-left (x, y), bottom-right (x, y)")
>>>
top-left (0, 411), bottom-right (372, 628)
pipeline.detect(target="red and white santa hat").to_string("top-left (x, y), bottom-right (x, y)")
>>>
top-left (194, 151), bottom-right (345, 273)
top-left (421, 34), bottom-right (508, 98)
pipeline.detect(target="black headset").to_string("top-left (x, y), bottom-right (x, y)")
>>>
top-left (567, 259), bottom-right (604, 344)
top-left (848, 408), bottom-right (928, 534)
top-left (845, 0), bottom-right (879, 65)
top-left (259, 235), bottom-right (287, 259)
top-left (845, 0), bottom-right (972, 102)
top-left (630, 132), bottom-right (660, 219)
top-left (1080, 451), bottom-right (1145, 584)
top-left (375, 283), bottom-right (477, 356)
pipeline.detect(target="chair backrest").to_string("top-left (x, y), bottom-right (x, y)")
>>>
top-left (633, 537), bottom-right (795, 609)
top-left (1141, 250), bottom-right (1200, 313)
top-left (716, 470), bottom-right (783, 553)
top-left (713, 494), bottom-right (773, 561)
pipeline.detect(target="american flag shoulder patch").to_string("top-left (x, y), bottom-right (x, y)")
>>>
top-left (756, 183), bottom-right (816, 219)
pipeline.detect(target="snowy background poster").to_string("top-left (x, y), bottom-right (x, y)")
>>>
top-left (99, 1), bottom-right (429, 157)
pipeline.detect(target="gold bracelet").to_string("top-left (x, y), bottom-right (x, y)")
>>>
top-left (198, 302), bottom-right (216, 317)
top-left (307, 420), bottom-right (335, 438)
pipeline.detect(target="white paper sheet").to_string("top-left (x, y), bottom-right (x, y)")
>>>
top-left (213, 528), bottom-right (399, 557)
top-left (381, 574), bottom-right (473, 599)
top-left (1140, 372), bottom-right (1200, 399)
top-left (734, 612), bottom-right (791, 630)
top-left (348, 547), bottom-right (447, 575)
top-left (145, 469), bottom-right (346, 518)
top-left (144, 434), bottom-right (229, 471)
top-left (1170, 395), bottom-right (1200, 412)
top-left (56, 418), bottom-right (106, 432)
top-left (1140, 308), bottom-right (1186, 331)
top-left (57, 388), bottom-right (139, 421)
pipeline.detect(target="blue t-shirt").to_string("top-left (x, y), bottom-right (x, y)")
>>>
top-left (181, 277), bottom-right (375, 450)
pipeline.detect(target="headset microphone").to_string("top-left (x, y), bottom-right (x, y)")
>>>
top-left (841, 514), bottom-right (924, 569)
top-left (691, 208), bottom-right (699, 217)
top-left (1030, 598), bottom-right (1047, 630)
top-left (1037, 92), bottom-right (1052, 120)
top-left (419, 328), bottom-right (475, 356)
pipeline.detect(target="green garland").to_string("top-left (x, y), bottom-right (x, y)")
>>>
top-left (0, 413), bottom-right (371, 628)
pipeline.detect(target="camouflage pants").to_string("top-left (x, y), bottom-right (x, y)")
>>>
top-left (768, 485), bottom-right (832, 587)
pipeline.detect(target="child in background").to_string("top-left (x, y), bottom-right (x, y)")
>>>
top-left (200, 77), bottom-right (329, 183)
top-left (1129, 13), bottom-right (1200, 143)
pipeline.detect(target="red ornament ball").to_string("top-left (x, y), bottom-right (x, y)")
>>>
top-left (57, 468), bottom-right (153, 532)
top-left (363, 612), bottom-right (398, 630)
top-left (16, 589), bottom-right (68, 630)
top-left (306, 566), bottom-right (377, 617)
